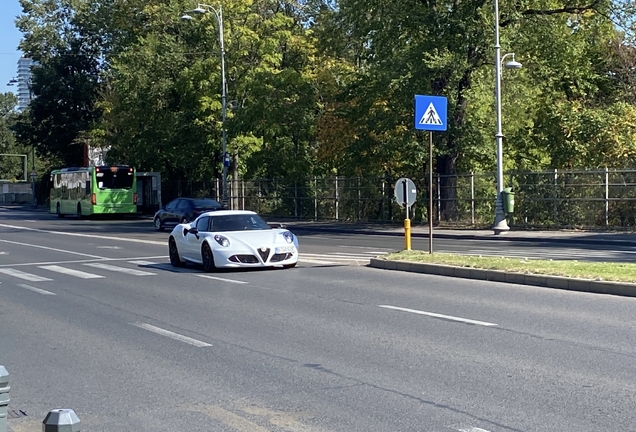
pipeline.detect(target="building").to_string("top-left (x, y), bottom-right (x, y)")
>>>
top-left (15, 57), bottom-right (37, 111)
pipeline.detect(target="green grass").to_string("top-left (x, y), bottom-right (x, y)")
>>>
top-left (383, 250), bottom-right (636, 283)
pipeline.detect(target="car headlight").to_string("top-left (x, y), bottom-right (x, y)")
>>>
top-left (282, 231), bottom-right (294, 244)
top-left (214, 235), bottom-right (230, 247)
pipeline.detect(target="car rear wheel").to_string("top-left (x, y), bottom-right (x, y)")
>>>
top-left (202, 243), bottom-right (216, 272)
top-left (169, 238), bottom-right (185, 267)
top-left (154, 217), bottom-right (164, 231)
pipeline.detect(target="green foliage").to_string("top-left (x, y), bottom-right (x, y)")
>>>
top-left (11, 0), bottom-right (636, 198)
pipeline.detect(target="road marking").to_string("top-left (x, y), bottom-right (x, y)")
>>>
top-left (17, 284), bottom-right (56, 295)
top-left (83, 262), bottom-right (156, 276)
top-left (0, 223), bottom-right (165, 245)
top-left (0, 268), bottom-right (53, 282)
top-left (457, 428), bottom-right (492, 432)
top-left (96, 246), bottom-right (121, 249)
top-left (0, 256), bottom-right (167, 268)
top-left (132, 323), bottom-right (212, 347)
top-left (39, 265), bottom-right (104, 279)
top-left (0, 238), bottom-right (104, 259)
top-left (197, 274), bottom-right (248, 284)
top-left (128, 260), bottom-right (159, 265)
top-left (297, 258), bottom-right (338, 265)
top-left (378, 305), bottom-right (498, 327)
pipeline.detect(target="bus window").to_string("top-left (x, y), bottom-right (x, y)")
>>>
top-left (96, 170), bottom-right (134, 189)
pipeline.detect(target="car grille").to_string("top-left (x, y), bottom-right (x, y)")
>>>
top-left (229, 255), bottom-right (259, 264)
top-left (270, 253), bottom-right (293, 262)
top-left (257, 248), bottom-right (270, 262)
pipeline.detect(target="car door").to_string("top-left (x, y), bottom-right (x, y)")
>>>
top-left (162, 199), bottom-right (178, 226)
top-left (182, 216), bottom-right (210, 261)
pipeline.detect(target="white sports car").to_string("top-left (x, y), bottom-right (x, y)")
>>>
top-left (168, 210), bottom-right (299, 271)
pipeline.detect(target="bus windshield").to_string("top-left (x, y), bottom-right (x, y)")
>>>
top-left (95, 169), bottom-right (134, 189)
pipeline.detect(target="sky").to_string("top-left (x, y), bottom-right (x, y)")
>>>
top-left (0, 0), bottom-right (24, 96)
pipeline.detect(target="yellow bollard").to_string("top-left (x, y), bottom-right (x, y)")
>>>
top-left (404, 218), bottom-right (411, 251)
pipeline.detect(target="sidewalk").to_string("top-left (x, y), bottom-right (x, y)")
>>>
top-left (282, 220), bottom-right (636, 246)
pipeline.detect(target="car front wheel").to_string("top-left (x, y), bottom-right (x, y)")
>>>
top-left (169, 238), bottom-right (185, 267)
top-left (202, 243), bottom-right (216, 272)
top-left (154, 217), bottom-right (164, 231)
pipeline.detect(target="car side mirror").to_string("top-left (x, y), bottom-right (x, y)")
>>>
top-left (187, 227), bottom-right (198, 235)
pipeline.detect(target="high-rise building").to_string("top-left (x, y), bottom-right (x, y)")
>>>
top-left (16, 57), bottom-right (37, 111)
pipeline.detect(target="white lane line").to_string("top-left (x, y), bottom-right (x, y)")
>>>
top-left (17, 284), bottom-right (56, 296)
top-left (83, 262), bottom-right (156, 276)
top-left (0, 223), bottom-right (165, 245)
top-left (0, 238), bottom-right (104, 259)
top-left (457, 428), bottom-right (492, 432)
top-left (132, 323), bottom-right (212, 347)
top-left (197, 274), bottom-right (248, 284)
top-left (128, 260), bottom-right (159, 266)
top-left (0, 256), bottom-right (168, 268)
top-left (297, 258), bottom-right (338, 265)
top-left (0, 268), bottom-right (53, 282)
top-left (39, 265), bottom-right (104, 279)
top-left (378, 305), bottom-right (498, 327)
top-left (96, 246), bottom-right (121, 249)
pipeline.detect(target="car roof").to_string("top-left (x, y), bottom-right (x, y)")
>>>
top-left (199, 210), bottom-right (257, 217)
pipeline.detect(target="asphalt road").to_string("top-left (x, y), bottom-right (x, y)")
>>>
top-left (2, 209), bottom-right (636, 432)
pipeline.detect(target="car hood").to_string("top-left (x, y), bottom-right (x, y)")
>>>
top-left (215, 229), bottom-right (292, 247)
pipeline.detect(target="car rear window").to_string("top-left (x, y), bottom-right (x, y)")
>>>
top-left (193, 199), bottom-right (221, 209)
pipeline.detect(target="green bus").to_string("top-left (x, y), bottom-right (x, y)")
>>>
top-left (50, 165), bottom-right (138, 217)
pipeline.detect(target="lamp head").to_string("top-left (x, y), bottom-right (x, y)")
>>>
top-left (190, 6), bottom-right (207, 14)
top-left (504, 59), bottom-right (522, 69)
top-left (503, 54), bottom-right (522, 70)
top-left (180, 13), bottom-right (193, 21)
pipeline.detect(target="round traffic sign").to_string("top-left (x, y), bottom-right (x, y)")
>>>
top-left (394, 177), bottom-right (417, 207)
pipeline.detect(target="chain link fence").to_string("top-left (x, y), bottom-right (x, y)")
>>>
top-left (161, 168), bottom-right (636, 228)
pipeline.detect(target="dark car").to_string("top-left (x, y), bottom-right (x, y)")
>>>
top-left (153, 198), bottom-right (223, 231)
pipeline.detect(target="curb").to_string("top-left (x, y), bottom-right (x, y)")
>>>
top-left (369, 258), bottom-right (636, 297)
top-left (288, 225), bottom-right (636, 246)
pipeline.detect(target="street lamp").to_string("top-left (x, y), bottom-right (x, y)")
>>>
top-left (181, 3), bottom-right (229, 208)
top-left (493, 0), bottom-right (522, 234)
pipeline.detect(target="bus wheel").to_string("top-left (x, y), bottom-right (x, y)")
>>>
top-left (56, 203), bottom-right (64, 218)
top-left (77, 204), bottom-right (83, 219)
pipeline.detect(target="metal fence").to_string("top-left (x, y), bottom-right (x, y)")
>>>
top-left (161, 168), bottom-right (636, 228)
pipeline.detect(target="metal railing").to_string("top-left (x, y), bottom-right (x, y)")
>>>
top-left (161, 168), bottom-right (636, 228)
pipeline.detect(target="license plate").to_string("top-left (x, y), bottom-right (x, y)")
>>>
top-left (275, 246), bottom-right (295, 254)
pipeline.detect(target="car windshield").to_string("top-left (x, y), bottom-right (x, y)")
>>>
top-left (192, 198), bottom-right (221, 209)
top-left (210, 214), bottom-right (271, 232)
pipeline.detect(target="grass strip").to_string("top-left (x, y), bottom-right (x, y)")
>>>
top-left (383, 250), bottom-right (636, 283)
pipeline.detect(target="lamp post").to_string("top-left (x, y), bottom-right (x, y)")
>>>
top-left (493, 0), bottom-right (522, 234)
top-left (182, 4), bottom-right (229, 208)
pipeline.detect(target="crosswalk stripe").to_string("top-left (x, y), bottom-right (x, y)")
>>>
top-left (128, 260), bottom-right (159, 266)
top-left (84, 262), bottom-right (156, 276)
top-left (303, 253), bottom-right (370, 261)
top-left (38, 265), bottom-right (104, 279)
top-left (0, 268), bottom-right (52, 282)
top-left (297, 258), bottom-right (339, 265)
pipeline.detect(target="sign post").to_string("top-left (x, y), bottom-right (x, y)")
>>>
top-left (415, 95), bottom-right (448, 254)
top-left (394, 177), bottom-right (416, 250)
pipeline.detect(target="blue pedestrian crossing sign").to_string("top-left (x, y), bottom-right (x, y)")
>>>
top-left (414, 95), bottom-right (447, 131)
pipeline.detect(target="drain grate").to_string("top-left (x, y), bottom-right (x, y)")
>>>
top-left (8, 409), bottom-right (27, 418)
